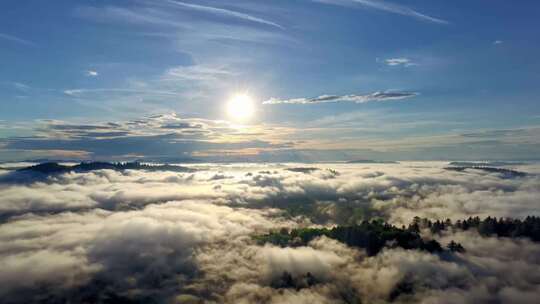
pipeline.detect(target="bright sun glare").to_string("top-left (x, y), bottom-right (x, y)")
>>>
top-left (227, 94), bottom-right (255, 122)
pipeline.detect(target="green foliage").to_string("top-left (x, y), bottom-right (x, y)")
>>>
top-left (418, 216), bottom-right (540, 242)
top-left (255, 220), bottom-right (443, 256)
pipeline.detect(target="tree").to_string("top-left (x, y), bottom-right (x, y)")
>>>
top-left (447, 240), bottom-right (465, 253)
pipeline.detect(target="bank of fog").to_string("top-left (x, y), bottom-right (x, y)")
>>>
top-left (1, 162), bottom-right (539, 303)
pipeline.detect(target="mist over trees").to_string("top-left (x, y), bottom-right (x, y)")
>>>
top-left (18, 161), bottom-right (195, 174)
top-left (415, 215), bottom-right (540, 242)
top-left (1, 162), bottom-right (540, 303)
top-left (256, 219), bottom-right (445, 256)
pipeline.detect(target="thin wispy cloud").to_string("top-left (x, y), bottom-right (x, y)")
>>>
top-left (1, 82), bottom-right (31, 91)
top-left (86, 70), bottom-right (99, 77)
top-left (63, 88), bottom-right (179, 97)
top-left (385, 57), bottom-right (416, 67)
top-left (263, 91), bottom-right (419, 104)
top-left (75, 6), bottom-right (188, 28)
top-left (76, 4), bottom-right (290, 53)
top-left (165, 0), bottom-right (284, 29)
top-left (493, 40), bottom-right (503, 45)
top-left (162, 65), bottom-right (234, 81)
top-left (314, 0), bottom-right (448, 24)
top-left (0, 33), bottom-right (35, 46)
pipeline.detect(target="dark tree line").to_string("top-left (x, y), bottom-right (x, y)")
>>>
top-left (255, 220), bottom-right (446, 256)
top-left (18, 161), bottom-right (195, 174)
top-left (444, 166), bottom-right (526, 178)
top-left (410, 216), bottom-right (540, 242)
top-left (272, 271), bottom-right (318, 290)
top-left (257, 216), bottom-right (540, 257)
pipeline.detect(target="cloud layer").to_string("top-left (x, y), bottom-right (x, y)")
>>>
top-left (263, 91), bottom-right (419, 105)
top-left (1, 162), bottom-right (540, 302)
top-left (1, 113), bottom-right (293, 160)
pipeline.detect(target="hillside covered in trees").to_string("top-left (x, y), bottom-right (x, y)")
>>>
top-left (444, 165), bottom-right (526, 178)
top-left (413, 216), bottom-right (540, 241)
top-left (255, 220), bottom-right (447, 256)
top-left (17, 162), bottom-right (195, 174)
top-left (256, 216), bottom-right (540, 257)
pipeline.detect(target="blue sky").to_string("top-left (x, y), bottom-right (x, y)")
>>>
top-left (1, 0), bottom-right (540, 161)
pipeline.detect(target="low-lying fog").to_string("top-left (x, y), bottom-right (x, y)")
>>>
top-left (1, 162), bottom-right (539, 303)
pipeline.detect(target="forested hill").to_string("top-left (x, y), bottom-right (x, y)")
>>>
top-left (17, 162), bottom-right (195, 174)
top-left (444, 166), bottom-right (526, 178)
top-left (256, 216), bottom-right (540, 257)
top-left (413, 216), bottom-right (540, 241)
top-left (255, 220), bottom-right (446, 256)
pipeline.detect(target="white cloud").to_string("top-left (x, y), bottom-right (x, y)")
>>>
top-left (494, 40), bottom-right (503, 45)
top-left (263, 91), bottom-right (419, 104)
top-left (86, 70), bottom-right (99, 77)
top-left (385, 57), bottom-right (416, 67)
top-left (2, 162), bottom-right (539, 225)
top-left (162, 64), bottom-right (234, 82)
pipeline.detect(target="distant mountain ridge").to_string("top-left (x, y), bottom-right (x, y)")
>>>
top-left (448, 161), bottom-right (526, 167)
top-left (445, 166), bottom-right (526, 178)
top-left (18, 162), bottom-right (195, 174)
top-left (346, 160), bottom-right (399, 164)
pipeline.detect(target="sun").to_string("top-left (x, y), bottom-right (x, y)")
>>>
top-left (227, 93), bottom-right (255, 122)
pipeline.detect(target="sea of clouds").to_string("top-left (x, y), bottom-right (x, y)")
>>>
top-left (1, 162), bottom-right (540, 303)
